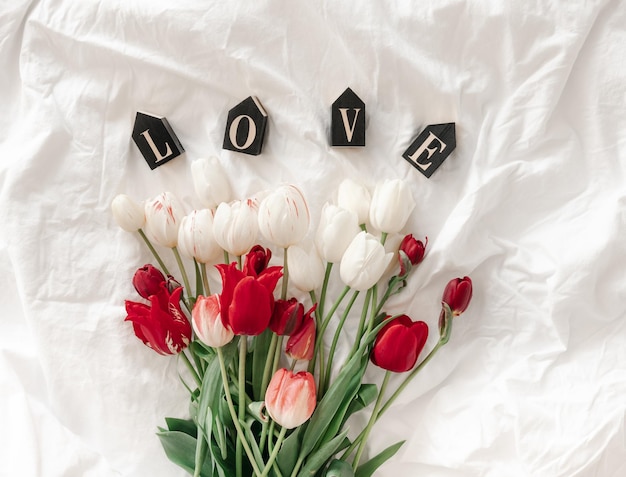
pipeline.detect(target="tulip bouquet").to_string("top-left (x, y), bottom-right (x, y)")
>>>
top-left (112, 157), bottom-right (473, 477)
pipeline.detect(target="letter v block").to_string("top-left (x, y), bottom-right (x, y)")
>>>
top-left (132, 112), bottom-right (185, 170)
top-left (223, 96), bottom-right (268, 156)
top-left (402, 123), bottom-right (456, 178)
top-left (331, 87), bottom-right (366, 147)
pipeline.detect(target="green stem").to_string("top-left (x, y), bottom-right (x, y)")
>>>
top-left (216, 347), bottom-right (262, 477)
top-left (260, 427), bottom-right (287, 477)
top-left (201, 262), bottom-right (211, 296)
top-left (180, 350), bottom-right (201, 388)
top-left (350, 289), bottom-right (372, 358)
top-left (353, 371), bottom-right (391, 469)
top-left (318, 262), bottom-right (333, 318)
top-left (378, 341), bottom-right (444, 418)
top-left (281, 247), bottom-right (289, 300)
top-left (172, 247), bottom-right (192, 300)
top-left (223, 250), bottom-right (230, 264)
top-left (290, 455), bottom-right (305, 477)
top-left (236, 337), bottom-right (248, 477)
top-left (137, 228), bottom-right (170, 275)
top-left (323, 290), bottom-right (360, 395)
top-left (261, 334), bottom-right (278, 399)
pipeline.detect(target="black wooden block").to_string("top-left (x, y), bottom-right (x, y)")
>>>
top-left (402, 123), bottom-right (456, 178)
top-left (222, 96), bottom-right (268, 155)
top-left (132, 112), bottom-right (184, 170)
top-left (331, 87), bottom-right (366, 147)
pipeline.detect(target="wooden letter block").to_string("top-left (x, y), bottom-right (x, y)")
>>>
top-left (331, 87), bottom-right (366, 147)
top-left (402, 123), bottom-right (456, 178)
top-left (222, 96), bottom-right (268, 155)
top-left (132, 112), bottom-right (184, 170)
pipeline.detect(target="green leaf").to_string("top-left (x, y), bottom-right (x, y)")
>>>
top-left (354, 441), bottom-right (405, 477)
top-left (296, 429), bottom-right (350, 477)
top-left (164, 417), bottom-right (198, 437)
top-left (300, 350), bottom-right (366, 457)
top-left (157, 429), bottom-right (215, 476)
top-left (325, 459), bottom-right (355, 477)
top-left (276, 426), bottom-right (303, 476)
top-left (251, 329), bottom-right (273, 400)
top-left (344, 384), bottom-right (377, 424)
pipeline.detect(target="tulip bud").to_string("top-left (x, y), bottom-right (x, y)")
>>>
top-left (265, 368), bottom-right (316, 429)
top-left (369, 179), bottom-right (416, 234)
top-left (213, 199), bottom-right (259, 256)
top-left (132, 264), bottom-right (166, 299)
top-left (258, 185), bottom-right (310, 248)
top-left (371, 315), bottom-right (428, 372)
top-left (111, 194), bottom-right (145, 232)
top-left (144, 192), bottom-right (185, 248)
top-left (270, 298), bottom-right (304, 336)
top-left (243, 245), bottom-right (272, 277)
top-left (339, 231), bottom-right (394, 291)
top-left (442, 276), bottom-right (473, 316)
top-left (315, 203), bottom-right (360, 263)
top-left (285, 307), bottom-right (316, 361)
top-left (337, 178), bottom-right (371, 225)
top-left (177, 209), bottom-right (221, 264)
top-left (398, 234), bottom-right (427, 276)
top-left (192, 294), bottom-right (234, 348)
top-left (286, 245), bottom-right (325, 292)
top-left (191, 157), bottom-right (232, 209)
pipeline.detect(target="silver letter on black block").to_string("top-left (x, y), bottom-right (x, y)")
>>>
top-left (223, 96), bottom-right (268, 156)
top-left (402, 123), bottom-right (456, 178)
top-left (132, 112), bottom-right (184, 170)
top-left (331, 87), bottom-right (366, 147)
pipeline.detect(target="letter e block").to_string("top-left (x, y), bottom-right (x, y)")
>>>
top-left (132, 112), bottom-right (184, 170)
top-left (331, 87), bottom-right (366, 147)
top-left (402, 123), bottom-right (456, 178)
top-left (223, 96), bottom-right (268, 156)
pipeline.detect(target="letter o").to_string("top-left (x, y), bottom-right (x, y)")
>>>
top-left (229, 115), bottom-right (257, 150)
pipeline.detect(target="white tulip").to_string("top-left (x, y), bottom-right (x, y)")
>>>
top-left (111, 194), bottom-right (145, 232)
top-left (191, 157), bottom-right (232, 208)
top-left (144, 192), bottom-right (185, 248)
top-left (287, 245), bottom-right (325, 292)
top-left (315, 203), bottom-right (360, 263)
top-left (369, 179), bottom-right (416, 233)
top-left (258, 185), bottom-right (310, 248)
top-left (177, 209), bottom-right (221, 264)
top-left (212, 199), bottom-right (258, 256)
top-left (339, 231), bottom-right (394, 291)
top-left (337, 179), bottom-right (371, 225)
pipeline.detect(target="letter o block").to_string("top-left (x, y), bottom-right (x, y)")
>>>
top-left (223, 96), bottom-right (268, 156)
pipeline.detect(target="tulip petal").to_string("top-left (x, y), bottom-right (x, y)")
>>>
top-left (228, 276), bottom-right (272, 335)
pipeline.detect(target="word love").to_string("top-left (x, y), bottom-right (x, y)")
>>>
top-left (131, 88), bottom-right (456, 178)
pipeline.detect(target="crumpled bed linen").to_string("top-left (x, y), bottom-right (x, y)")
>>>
top-left (0, 1), bottom-right (625, 476)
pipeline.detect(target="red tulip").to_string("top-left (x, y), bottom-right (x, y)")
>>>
top-left (216, 262), bottom-right (283, 336)
top-left (132, 264), bottom-right (166, 299)
top-left (124, 284), bottom-right (191, 355)
top-left (442, 276), bottom-right (473, 316)
top-left (371, 315), bottom-right (428, 373)
top-left (265, 368), bottom-right (316, 429)
top-left (270, 298), bottom-right (305, 336)
top-left (243, 245), bottom-right (273, 277)
top-left (285, 306), bottom-right (316, 361)
top-left (398, 234), bottom-right (427, 276)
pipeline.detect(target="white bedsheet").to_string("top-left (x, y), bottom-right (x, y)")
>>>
top-left (1, 1), bottom-right (625, 476)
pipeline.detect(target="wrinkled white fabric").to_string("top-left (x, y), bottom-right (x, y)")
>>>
top-left (1, 0), bottom-right (625, 476)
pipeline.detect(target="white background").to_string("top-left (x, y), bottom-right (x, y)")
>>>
top-left (1, 1), bottom-right (625, 476)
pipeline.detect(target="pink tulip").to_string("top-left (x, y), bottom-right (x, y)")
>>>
top-left (265, 368), bottom-right (316, 429)
top-left (192, 295), bottom-right (234, 348)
